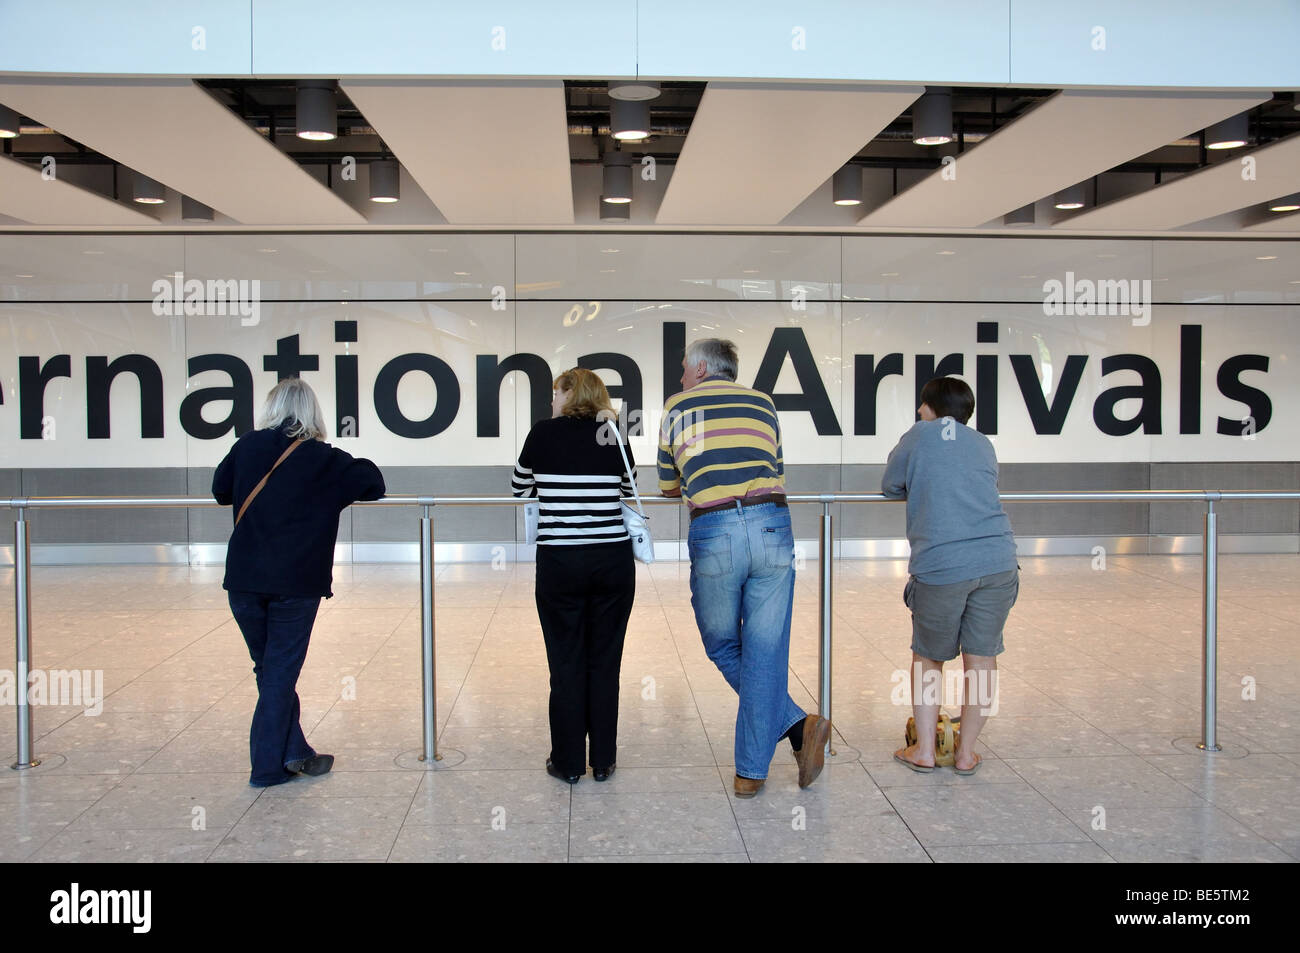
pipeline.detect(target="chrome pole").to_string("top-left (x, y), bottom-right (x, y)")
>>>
top-left (818, 500), bottom-right (834, 754)
top-left (12, 507), bottom-right (39, 769)
top-left (418, 505), bottom-right (440, 763)
top-left (1199, 495), bottom-right (1221, 752)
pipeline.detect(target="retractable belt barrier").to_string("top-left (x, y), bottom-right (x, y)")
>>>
top-left (6, 489), bottom-right (1299, 769)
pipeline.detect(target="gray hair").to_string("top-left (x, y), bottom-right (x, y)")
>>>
top-left (685, 338), bottom-right (739, 381)
top-left (257, 377), bottom-right (328, 440)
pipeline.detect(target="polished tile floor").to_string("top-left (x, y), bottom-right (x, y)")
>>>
top-left (1, 554), bottom-right (1297, 863)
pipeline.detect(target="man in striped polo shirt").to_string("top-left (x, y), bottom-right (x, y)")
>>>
top-left (658, 338), bottom-right (832, 798)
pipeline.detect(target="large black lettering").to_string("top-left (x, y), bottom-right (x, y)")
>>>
top-left (975, 322), bottom-right (999, 434)
top-left (476, 353), bottom-right (552, 436)
top-left (375, 353), bottom-right (460, 438)
top-left (752, 327), bottom-right (842, 435)
top-left (579, 352), bottom-right (643, 427)
top-left (1180, 324), bottom-right (1201, 434)
top-left (19, 354), bottom-right (71, 439)
top-left (852, 353), bottom-right (903, 436)
top-left (662, 321), bottom-right (686, 403)
top-left (913, 353), bottom-right (964, 420)
top-left (335, 320), bottom-right (359, 438)
top-left (85, 355), bottom-right (164, 439)
top-left (1216, 354), bottom-right (1271, 436)
top-left (179, 354), bottom-right (254, 439)
top-left (1093, 354), bottom-right (1162, 436)
top-left (1009, 354), bottom-right (1087, 435)
top-left (263, 335), bottom-right (320, 381)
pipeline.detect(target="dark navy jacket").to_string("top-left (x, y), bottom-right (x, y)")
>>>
top-left (212, 423), bottom-right (386, 598)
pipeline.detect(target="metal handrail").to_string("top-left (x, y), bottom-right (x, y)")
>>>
top-left (7, 488), bottom-right (1300, 771)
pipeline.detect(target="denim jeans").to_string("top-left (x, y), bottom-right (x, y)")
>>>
top-left (688, 502), bottom-right (806, 779)
top-left (228, 591), bottom-right (321, 786)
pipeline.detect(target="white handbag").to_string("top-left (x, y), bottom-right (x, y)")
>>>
top-left (523, 499), bottom-right (540, 545)
top-left (606, 422), bottom-right (655, 564)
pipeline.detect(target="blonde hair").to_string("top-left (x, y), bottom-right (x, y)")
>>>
top-left (553, 368), bottom-right (616, 421)
top-left (257, 377), bottom-right (328, 440)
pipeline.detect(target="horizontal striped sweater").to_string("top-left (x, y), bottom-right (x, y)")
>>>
top-left (512, 415), bottom-right (636, 546)
top-left (657, 377), bottom-right (785, 509)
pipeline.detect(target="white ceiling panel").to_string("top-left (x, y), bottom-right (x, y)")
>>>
top-left (341, 80), bottom-right (573, 225)
top-left (0, 79), bottom-right (366, 225)
top-left (0, 153), bottom-right (157, 225)
top-left (1066, 132), bottom-right (1300, 231)
top-left (860, 89), bottom-right (1270, 228)
top-left (656, 83), bottom-right (923, 226)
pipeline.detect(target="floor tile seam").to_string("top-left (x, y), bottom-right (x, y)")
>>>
top-left (869, 783), bottom-right (937, 862)
top-left (385, 762), bottom-right (431, 863)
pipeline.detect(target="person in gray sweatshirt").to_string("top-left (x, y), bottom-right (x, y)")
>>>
top-left (881, 377), bottom-right (1018, 775)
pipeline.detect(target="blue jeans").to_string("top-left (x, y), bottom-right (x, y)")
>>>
top-left (688, 502), bottom-right (805, 780)
top-left (228, 591), bottom-right (321, 786)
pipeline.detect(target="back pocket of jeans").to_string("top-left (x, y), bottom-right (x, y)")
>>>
top-left (689, 533), bottom-right (732, 577)
top-left (761, 524), bottom-right (793, 571)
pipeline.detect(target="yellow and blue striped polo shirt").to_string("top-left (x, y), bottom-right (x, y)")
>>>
top-left (657, 377), bottom-right (785, 509)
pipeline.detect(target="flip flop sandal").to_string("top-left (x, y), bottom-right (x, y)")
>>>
top-left (953, 754), bottom-right (982, 776)
top-left (893, 752), bottom-right (935, 773)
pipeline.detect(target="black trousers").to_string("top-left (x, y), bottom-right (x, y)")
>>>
top-left (534, 539), bottom-right (636, 776)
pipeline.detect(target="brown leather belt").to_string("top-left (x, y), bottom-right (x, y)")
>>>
top-left (689, 493), bottom-right (788, 521)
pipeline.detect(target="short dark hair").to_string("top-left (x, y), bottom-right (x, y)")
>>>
top-left (920, 377), bottom-right (974, 424)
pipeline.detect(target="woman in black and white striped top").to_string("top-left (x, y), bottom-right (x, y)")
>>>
top-left (512, 368), bottom-right (636, 785)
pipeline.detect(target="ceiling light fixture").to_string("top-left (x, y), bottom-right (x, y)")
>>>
top-left (912, 87), bottom-right (953, 146)
top-left (608, 80), bottom-right (660, 101)
top-left (296, 81), bottom-right (338, 141)
top-left (1205, 111), bottom-right (1249, 150)
top-left (369, 160), bottom-right (400, 203)
top-left (602, 152), bottom-right (633, 204)
top-left (599, 196), bottom-right (629, 222)
top-left (611, 99), bottom-right (651, 141)
top-left (1053, 184), bottom-right (1086, 210)
top-left (832, 164), bottom-right (862, 206)
top-left (1268, 193), bottom-right (1300, 212)
top-left (0, 104), bottom-right (20, 138)
top-left (181, 196), bottom-right (213, 222)
top-left (132, 173), bottom-right (166, 204)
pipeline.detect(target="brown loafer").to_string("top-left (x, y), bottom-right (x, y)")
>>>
top-left (734, 775), bottom-right (765, 798)
top-left (794, 714), bottom-right (832, 788)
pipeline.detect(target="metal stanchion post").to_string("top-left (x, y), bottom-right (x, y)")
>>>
top-left (1199, 494), bottom-right (1221, 752)
top-left (12, 507), bottom-right (39, 769)
top-left (418, 504), bottom-right (441, 763)
top-left (818, 500), bottom-right (834, 755)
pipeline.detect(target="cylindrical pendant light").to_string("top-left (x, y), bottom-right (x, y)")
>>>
top-left (912, 87), bottom-right (953, 145)
top-left (608, 81), bottom-right (660, 101)
top-left (602, 153), bottom-right (633, 204)
top-left (296, 81), bottom-right (338, 141)
top-left (1004, 203), bottom-right (1035, 226)
top-left (1205, 112), bottom-right (1248, 150)
top-left (600, 196), bottom-right (629, 222)
top-left (832, 164), bottom-right (862, 205)
top-left (181, 196), bottom-right (213, 222)
top-left (133, 172), bottom-right (166, 204)
top-left (611, 99), bottom-right (651, 141)
top-left (0, 104), bottom-right (20, 138)
top-left (1269, 192), bottom-right (1300, 212)
top-left (1053, 184), bottom-right (1086, 210)
top-left (369, 160), bottom-right (400, 202)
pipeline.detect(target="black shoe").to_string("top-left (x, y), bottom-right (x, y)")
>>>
top-left (286, 754), bottom-right (334, 777)
top-left (592, 764), bottom-right (616, 782)
top-left (546, 758), bottom-right (581, 784)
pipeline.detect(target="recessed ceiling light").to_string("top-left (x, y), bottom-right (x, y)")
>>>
top-left (880, 272), bottom-right (899, 277)
top-left (1256, 255), bottom-right (1277, 260)
top-left (1096, 253), bottom-right (1117, 258)
top-left (1205, 111), bottom-right (1249, 150)
top-left (600, 248), bottom-right (620, 254)
top-left (936, 250), bottom-right (956, 256)
top-left (454, 271), bottom-right (470, 276)
top-left (82, 250), bottom-right (104, 255)
top-left (1268, 193), bottom-right (1300, 212)
top-left (15, 273), bottom-right (33, 278)
top-left (258, 248), bottom-right (277, 253)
